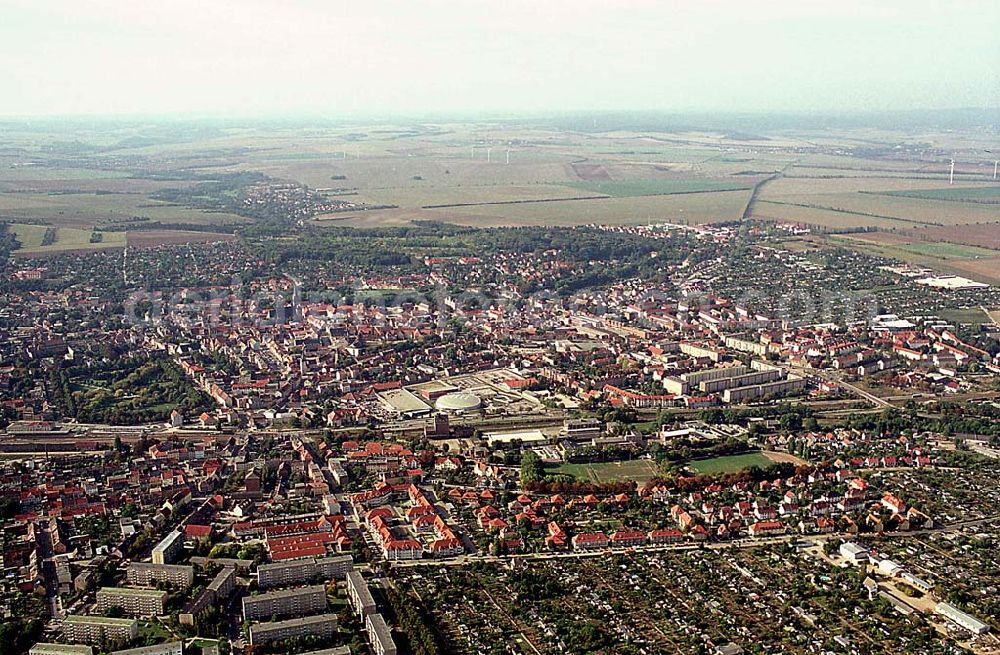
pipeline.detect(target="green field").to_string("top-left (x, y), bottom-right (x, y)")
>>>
top-left (687, 452), bottom-right (775, 474)
top-left (566, 178), bottom-right (752, 198)
top-left (878, 186), bottom-right (1000, 202)
top-left (548, 459), bottom-right (661, 483)
top-left (897, 241), bottom-right (999, 259)
top-left (11, 222), bottom-right (126, 253)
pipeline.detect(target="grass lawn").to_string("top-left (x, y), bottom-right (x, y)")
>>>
top-left (548, 459), bottom-right (661, 483)
top-left (687, 452), bottom-right (775, 474)
top-left (566, 178), bottom-right (752, 198)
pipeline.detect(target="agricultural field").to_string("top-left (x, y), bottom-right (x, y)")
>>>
top-left (754, 175), bottom-right (1000, 229)
top-left (10, 222), bottom-right (126, 255)
top-left (686, 451), bottom-right (776, 474)
top-left (912, 223), bottom-right (1000, 251)
top-left (565, 178), bottom-right (753, 197)
top-left (878, 186), bottom-right (1000, 203)
top-left (2, 117), bottom-right (998, 250)
top-left (332, 188), bottom-right (754, 228)
top-left (548, 459), bottom-right (661, 483)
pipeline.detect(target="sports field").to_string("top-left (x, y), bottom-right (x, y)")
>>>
top-left (549, 459), bottom-right (661, 483)
top-left (686, 452), bottom-right (775, 474)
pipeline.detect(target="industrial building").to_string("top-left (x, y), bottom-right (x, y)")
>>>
top-left (839, 542), bottom-right (869, 564)
top-left (934, 602), bottom-right (990, 635)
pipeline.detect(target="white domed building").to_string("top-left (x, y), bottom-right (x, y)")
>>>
top-left (433, 392), bottom-right (482, 414)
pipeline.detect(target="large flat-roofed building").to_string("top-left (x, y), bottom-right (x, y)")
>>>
top-left (377, 388), bottom-right (431, 418)
top-left (30, 645), bottom-right (94, 655)
top-left (208, 565), bottom-right (236, 598)
top-left (151, 530), bottom-right (184, 565)
top-left (242, 584), bottom-right (327, 621)
top-left (699, 368), bottom-right (782, 394)
top-left (258, 554), bottom-right (353, 589)
top-left (935, 602), bottom-right (991, 635)
top-left (96, 587), bottom-right (168, 617)
top-left (63, 615), bottom-right (139, 646)
top-left (179, 565), bottom-right (235, 627)
top-left (681, 365), bottom-right (751, 386)
top-left (248, 614), bottom-right (338, 645)
top-left (346, 570), bottom-right (376, 617)
top-left (111, 641), bottom-right (184, 655)
top-left (366, 613), bottom-right (397, 655)
top-left (258, 559), bottom-right (314, 589)
top-left (315, 555), bottom-right (353, 580)
top-left (126, 562), bottom-right (194, 589)
top-left (722, 376), bottom-right (805, 403)
top-left (562, 418), bottom-right (603, 442)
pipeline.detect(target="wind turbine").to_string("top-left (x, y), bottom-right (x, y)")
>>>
top-left (505, 148), bottom-right (511, 165)
top-left (949, 159), bottom-right (955, 185)
top-left (994, 160), bottom-right (998, 180)
top-left (487, 147), bottom-right (493, 163)
top-left (471, 145), bottom-right (476, 159)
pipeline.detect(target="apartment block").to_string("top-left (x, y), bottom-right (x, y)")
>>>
top-left (257, 554), bottom-right (352, 589)
top-left (346, 570), bottom-right (376, 617)
top-left (96, 587), bottom-right (168, 617)
top-left (248, 614), bottom-right (337, 645)
top-left (151, 530), bottom-right (184, 565)
top-left (180, 565), bottom-right (236, 626)
top-left (126, 563), bottom-right (194, 589)
top-left (63, 615), bottom-right (139, 646)
top-left (30, 645), bottom-right (94, 655)
top-left (242, 584), bottom-right (327, 621)
top-left (366, 613), bottom-right (397, 655)
top-left (111, 642), bottom-right (184, 655)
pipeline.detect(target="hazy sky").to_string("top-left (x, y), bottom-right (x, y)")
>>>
top-left (2, 0), bottom-right (998, 117)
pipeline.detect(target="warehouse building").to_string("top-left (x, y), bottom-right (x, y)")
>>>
top-left (935, 602), bottom-right (991, 635)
